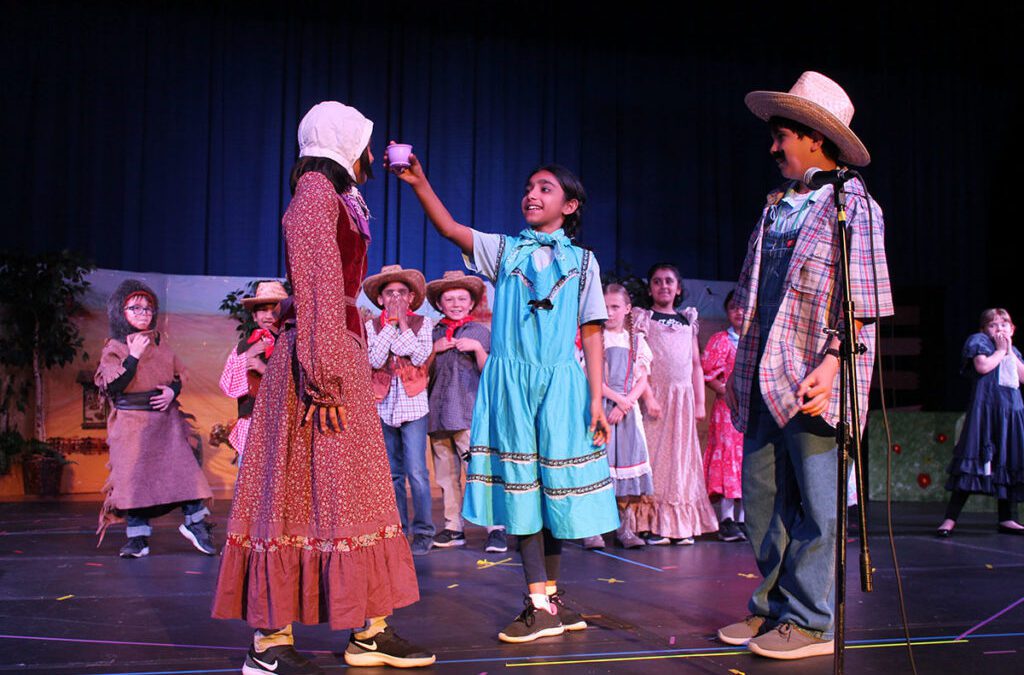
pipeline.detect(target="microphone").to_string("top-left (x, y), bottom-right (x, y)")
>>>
top-left (802, 167), bottom-right (860, 190)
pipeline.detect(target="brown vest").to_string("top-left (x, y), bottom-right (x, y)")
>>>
top-left (234, 336), bottom-right (271, 418)
top-left (371, 313), bottom-right (433, 401)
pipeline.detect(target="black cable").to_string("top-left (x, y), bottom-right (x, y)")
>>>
top-left (861, 174), bottom-right (918, 675)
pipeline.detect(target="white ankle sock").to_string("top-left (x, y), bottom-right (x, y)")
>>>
top-left (529, 593), bottom-right (553, 613)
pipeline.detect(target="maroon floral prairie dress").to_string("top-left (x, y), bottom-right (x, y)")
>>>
top-left (212, 171), bottom-right (418, 630)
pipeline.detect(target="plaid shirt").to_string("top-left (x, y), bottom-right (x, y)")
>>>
top-left (366, 316), bottom-right (434, 426)
top-left (218, 349), bottom-right (251, 451)
top-left (731, 177), bottom-right (893, 433)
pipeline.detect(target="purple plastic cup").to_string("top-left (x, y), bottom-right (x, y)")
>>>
top-left (386, 143), bottom-right (413, 170)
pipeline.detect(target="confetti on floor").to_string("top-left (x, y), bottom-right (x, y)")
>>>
top-left (729, 669), bottom-right (746, 675)
top-left (13, 550), bottom-right (23, 554)
top-left (737, 573), bottom-right (757, 579)
top-left (985, 564), bottom-right (994, 569)
top-left (85, 562), bottom-right (104, 567)
top-left (476, 557), bottom-right (516, 569)
top-left (447, 584), bottom-right (459, 589)
top-left (184, 571), bottom-right (201, 575)
top-left (598, 578), bottom-right (625, 584)
top-left (56, 595), bottom-right (74, 601)
top-left (661, 565), bottom-right (678, 570)
top-left (669, 636), bottom-right (676, 645)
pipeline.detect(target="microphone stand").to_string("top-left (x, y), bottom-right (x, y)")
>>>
top-left (830, 179), bottom-right (873, 675)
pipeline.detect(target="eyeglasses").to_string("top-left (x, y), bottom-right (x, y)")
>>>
top-left (381, 289), bottom-right (410, 298)
top-left (125, 306), bottom-right (154, 316)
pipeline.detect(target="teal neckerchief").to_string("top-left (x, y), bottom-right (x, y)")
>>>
top-left (505, 227), bottom-right (575, 280)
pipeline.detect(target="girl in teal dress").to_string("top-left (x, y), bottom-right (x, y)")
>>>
top-left (391, 150), bottom-right (618, 644)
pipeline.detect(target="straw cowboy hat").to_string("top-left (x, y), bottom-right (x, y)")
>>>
top-left (241, 280), bottom-right (289, 309)
top-left (362, 265), bottom-right (427, 310)
top-left (744, 71), bottom-right (870, 167)
top-left (426, 270), bottom-right (487, 312)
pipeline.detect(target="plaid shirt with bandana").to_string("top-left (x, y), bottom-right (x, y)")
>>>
top-left (730, 177), bottom-right (893, 434)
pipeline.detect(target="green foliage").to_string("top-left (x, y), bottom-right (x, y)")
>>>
top-left (0, 429), bottom-right (69, 475)
top-left (219, 279), bottom-right (291, 339)
top-left (0, 251), bottom-right (94, 434)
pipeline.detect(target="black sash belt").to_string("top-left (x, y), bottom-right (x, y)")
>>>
top-left (113, 390), bottom-right (161, 410)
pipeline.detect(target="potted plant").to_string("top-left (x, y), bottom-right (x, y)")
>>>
top-left (0, 250), bottom-right (93, 495)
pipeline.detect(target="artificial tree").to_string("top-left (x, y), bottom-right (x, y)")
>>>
top-left (0, 251), bottom-right (93, 484)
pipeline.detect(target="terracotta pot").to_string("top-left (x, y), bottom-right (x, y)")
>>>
top-left (22, 456), bottom-right (64, 496)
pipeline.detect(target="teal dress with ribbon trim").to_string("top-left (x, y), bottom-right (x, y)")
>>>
top-left (462, 228), bottom-right (619, 539)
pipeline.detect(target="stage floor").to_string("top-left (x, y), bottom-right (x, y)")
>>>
top-left (1, 498), bottom-right (1021, 674)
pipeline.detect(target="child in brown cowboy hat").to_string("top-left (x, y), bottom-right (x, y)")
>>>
top-left (425, 271), bottom-right (507, 553)
top-left (717, 71), bottom-right (893, 660)
top-left (218, 280), bottom-right (288, 460)
top-left (362, 264), bottom-right (437, 556)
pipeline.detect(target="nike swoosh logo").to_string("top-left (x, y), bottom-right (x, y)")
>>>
top-left (252, 656), bottom-right (279, 671)
top-left (353, 639), bottom-right (377, 650)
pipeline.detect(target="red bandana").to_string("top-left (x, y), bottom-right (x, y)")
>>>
top-left (439, 315), bottom-right (477, 340)
top-left (247, 328), bottom-right (276, 358)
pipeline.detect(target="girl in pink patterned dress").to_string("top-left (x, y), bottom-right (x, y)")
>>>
top-left (702, 290), bottom-right (747, 542)
top-left (634, 263), bottom-right (718, 545)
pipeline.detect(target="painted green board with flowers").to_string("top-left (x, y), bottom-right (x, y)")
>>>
top-left (868, 411), bottom-right (996, 512)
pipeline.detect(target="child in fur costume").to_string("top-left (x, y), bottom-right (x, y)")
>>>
top-left (94, 279), bottom-right (214, 558)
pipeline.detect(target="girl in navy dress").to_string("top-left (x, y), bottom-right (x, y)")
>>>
top-left (937, 308), bottom-right (1024, 536)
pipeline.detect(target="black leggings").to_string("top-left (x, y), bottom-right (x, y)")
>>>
top-left (944, 489), bottom-right (1016, 522)
top-left (519, 529), bottom-right (562, 586)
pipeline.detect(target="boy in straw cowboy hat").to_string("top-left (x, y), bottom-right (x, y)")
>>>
top-left (218, 280), bottom-right (288, 460)
top-left (425, 270), bottom-right (508, 553)
top-left (363, 264), bottom-right (437, 557)
top-left (717, 72), bottom-right (893, 659)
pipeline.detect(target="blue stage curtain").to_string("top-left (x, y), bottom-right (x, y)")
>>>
top-left (3, 1), bottom-right (1022, 409)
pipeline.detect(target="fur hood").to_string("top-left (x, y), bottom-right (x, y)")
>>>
top-left (108, 279), bottom-right (159, 342)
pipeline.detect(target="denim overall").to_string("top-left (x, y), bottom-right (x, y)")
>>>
top-left (742, 195), bottom-right (840, 639)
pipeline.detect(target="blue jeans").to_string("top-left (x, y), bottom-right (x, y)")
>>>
top-left (382, 414), bottom-right (435, 537)
top-left (125, 500), bottom-right (208, 538)
top-left (743, 409), bottom-right (838, 639)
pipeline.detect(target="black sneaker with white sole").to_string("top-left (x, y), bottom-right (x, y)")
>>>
top-left (242, 643), bottom-right (324, 675)
top-left (485, 529), bottom-right (508, 553)
top-left (718, 518), bottom-right (747, 542)
top-left (548, 590), bottom-right (587, 630)
top-left (432, 529), bottom-right (466, 548)
top-left (343, 626), bottom-right (436, 668)
top-left (178, 520), bottom-right (216, 555)
top-left (119, 536), bottom-right (149, 558)
top-left (498, 595), bottom-right (565, 643)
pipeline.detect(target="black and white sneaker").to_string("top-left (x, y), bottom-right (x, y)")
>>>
top-left (498, 595), bottom-right (564, 643)
top-left (548, 590), bottom-right (587, 631)
top-left (718, 518), bottom-right (747, 542)
top-left (178, 520), bottom-right (216, 555)
top-left (432, 529), bottom-right (466, 548)
top-left (119, 536), bottom-right (149, 558)
top-left (343, 626), bottom-right (436, 668)
top-left (485, 529), bottom-right (508, 553)
top-left (643, 532), bottom-right (671, 545)
top-left (242, 643), bottom-right (324, 675)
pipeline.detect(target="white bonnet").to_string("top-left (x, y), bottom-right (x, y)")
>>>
top-left (297, 101), bottom-right (374, 181)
